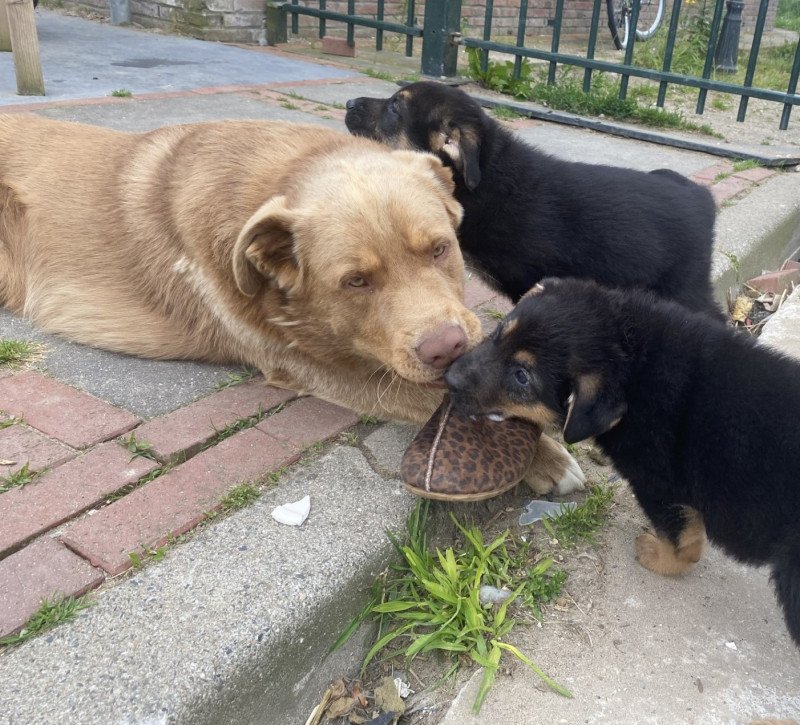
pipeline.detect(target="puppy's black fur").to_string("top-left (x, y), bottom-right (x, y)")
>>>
top-left (345, 82), bottom-right (722, 318)
top-left (445, 277), bottom-right (800, 646)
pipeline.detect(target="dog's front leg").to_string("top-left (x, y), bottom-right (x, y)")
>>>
top-left (522, 434), bottom-right (585, 496)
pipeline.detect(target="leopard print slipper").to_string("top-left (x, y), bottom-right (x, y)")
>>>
top-left (401, 396), bottom-right (541, 501)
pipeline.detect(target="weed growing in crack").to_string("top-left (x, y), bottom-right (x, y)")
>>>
top-left (333, 502), bottom-right (570, 713)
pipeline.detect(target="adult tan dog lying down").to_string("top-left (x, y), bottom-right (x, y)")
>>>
top-left (0, 115), bottom-right (584, 495)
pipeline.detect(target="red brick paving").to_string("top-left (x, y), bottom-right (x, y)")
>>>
top-left (0, 442), bottom-right (158, 559)
top-left (732, 166), bottom-right (775, 183)
top-left (256, 397), bottom-right (360, 450)
top-left (60, 427), bottom-right (300, 575)
top-left (0, 537), bottom-right (103, 639)
top-left (0, 372), bottom-right (140, 448)
top-left (710, 176), bottom-right (753, 205)
top-left (0, 424), bottom-right (76, 476)
top-left (134, 380), bottom-right (296, 464)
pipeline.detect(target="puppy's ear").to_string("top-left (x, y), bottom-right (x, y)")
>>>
top-left (232, 196), bottom-right (299, 297)
top-left (562, 373), bottom-right (627, 444)
top-left (433, 127), bottom-right (481, 191)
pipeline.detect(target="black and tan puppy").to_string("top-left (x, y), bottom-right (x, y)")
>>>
top-left (445, 277), bottom-right (800, 645)
top-left (345, 82), bottom-right (722, 319)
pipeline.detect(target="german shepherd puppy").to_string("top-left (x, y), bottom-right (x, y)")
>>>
top-left (345, 81), bottom-right (723, 319)
top-left (445, 277), bottom-right (800, 646)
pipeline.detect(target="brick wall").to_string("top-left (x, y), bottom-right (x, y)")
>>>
top-left (45, 0), bottom-right (775, 47)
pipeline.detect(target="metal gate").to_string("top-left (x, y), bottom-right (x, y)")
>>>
top-left (266, 0), bottom-right (800, 130)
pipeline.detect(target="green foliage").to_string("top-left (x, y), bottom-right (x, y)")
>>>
top-left (0, 340), bottom-right (38, 366)
top-left (122, 432), bottom-right (155, 460)
top-left (776, 0), bottom-right (800, 32)
top-left (465, 48), bottom-right (721, 137)
top-left (541, 483), bottom-right (616, 547)
top-left (110, 89), bottom-right (133, 97)
top-left (334, 502), bottom-right (571, 713)
top-left (0, 595), bottom-right (93, 647)
top-left (0, 463), bottom-right (35, 493)
top-left (220, 481), bottom-right (261, 512)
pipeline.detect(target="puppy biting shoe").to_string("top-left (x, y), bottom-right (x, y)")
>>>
top-left (401, 396), bottom-right (540, 501)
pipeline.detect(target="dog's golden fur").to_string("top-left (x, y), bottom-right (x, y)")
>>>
top-left (0, 115), bottom-right (580, 492)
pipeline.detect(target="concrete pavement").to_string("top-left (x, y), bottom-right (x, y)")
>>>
top-left (1, 9), bottom-right (800, 724)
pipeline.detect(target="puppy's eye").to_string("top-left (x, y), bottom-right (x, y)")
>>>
top-left (345, 276), bottom-right (370, 289)
top-left (513, 367), bottom-right (531, 386)
top-left (432, 243), bottom-right (448, 259)
top-left (388, 99), bottom-right (400, 115)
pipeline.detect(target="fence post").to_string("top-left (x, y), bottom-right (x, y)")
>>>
top-left (265, 1), bottom-right (287, 45)
top-left (714, 0), bottom-right (744, 72)
top-left (421, 0), bottom-right (461, 78)
top-left (6, 0), bottom-right (44, 95)
top-left (0, 0), bottom-right (11, 53)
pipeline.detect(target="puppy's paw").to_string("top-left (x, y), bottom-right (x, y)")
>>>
top-left (636, 530), bottom-right (699, 576)
top-left (523, 436), bottom-right (586, 496)
top-left (635, 531), bottom-right (665, 573)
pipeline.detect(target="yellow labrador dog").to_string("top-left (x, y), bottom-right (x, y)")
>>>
top-left (0, 115), bottom-right (583, 494)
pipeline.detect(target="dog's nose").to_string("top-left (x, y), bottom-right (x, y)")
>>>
top-left (416, 324), bottom-right (467, 370)
top-left (345, 99), bottom-right (357, 111)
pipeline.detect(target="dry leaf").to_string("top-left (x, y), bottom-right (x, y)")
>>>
top-left (730, 295), bottom-right (754, 323)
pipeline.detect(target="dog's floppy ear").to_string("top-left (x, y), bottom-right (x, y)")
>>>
top-left (562, 373), bottom-right (627, 444)
top-left (433, 126), bottom-right (481, 191)
top-left (232, 196), bottom-right (299, 297)
top-left (393, 151), bottom-right (464, 230)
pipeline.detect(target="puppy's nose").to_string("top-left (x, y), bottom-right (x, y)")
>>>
top-left (416, 324), bottom-right (467, 370)
top-left (444, 362), bottom-right (467, 393)
top-left (345, 99), bottom-right (357, 111)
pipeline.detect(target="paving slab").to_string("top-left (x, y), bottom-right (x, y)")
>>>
top-left (0, 11), bottom-right (356, 106)
top-left (0, 446), bottom-right (416, 724)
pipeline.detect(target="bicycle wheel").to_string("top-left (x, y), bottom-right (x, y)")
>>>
top-left (635, 0), bottom-right (665, 41)
top-left (606, 0), bottom-right (631, 51)
top-left (606, 0), bottom-right (665, 50)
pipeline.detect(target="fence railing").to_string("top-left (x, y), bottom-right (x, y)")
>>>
top-left (267, 0), bottom-right (800, 130)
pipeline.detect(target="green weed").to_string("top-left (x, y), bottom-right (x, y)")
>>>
top-left (214, 368), bottom-right (258, 390)
top-left (363, 68), bottom-right (395, 82)
top-left (281, 102), bottom-right (299, 110)
top-left (359, 414), bottom-right (380, 425)
top-left (777, 0), bottom-right (800, 32)
top-left (0, 340), bottom-right (39, 367)
top-left (220, 481), bottom-right (261, 512)
top-left (0, 463), bottom-right (35, 493)
top-left (110, 89), bottom-right (133, 97)
top-left (491, 105), bottom-right (525, 121)
top-left (334, 502), bottom-right (570, 713)
top-left (0, 595), bottom-right (93, 647)
top-left (541, 483), bottom-right (616, 547)
top-left (121, 432), bottom-right (155, 460)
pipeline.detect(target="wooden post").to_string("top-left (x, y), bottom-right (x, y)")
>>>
top-left (6, 0), bottom-right (45, 95)
top-left (0, 0), bottom-right (12, 53)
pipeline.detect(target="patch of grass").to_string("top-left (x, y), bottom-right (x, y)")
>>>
top-left (264, 466), bottom-right (287, 486)
top-left (128, 545), bottom-right (168, 569)
top-left (0, 463), bottom-right (35, 493)
top-left (466, 49), bottom-right (722, 137)
top-left (281, 101), bottom-right (299, 110)
top-left (732, 158), bottom-right (760, 173)
top-left (359, 414), bottom-right (381, 425)
top-left (363, 68), bottom-right (395, 82)
top-left (220, 481), bottom-right (261, 512)
top-left (541, 483), bottom-right (616, 547)
top-left (214, 368), bottom-right (258, 390)
top-left (777, 0), bottom-right (800, 32)
top-left (710, 95), bottom-right (732, 111)
top-left (110, 89), bottom-right (133, 97)
top-left (482, 306), bottom-right (506, 321)
top-left (0, 594), bottom-right (93, 647)
top-left (121, 432), bottom-right (156, 460)
top-left (0, 339), bottom-right (38, 367)
top-left (330, 101), bottom-right (346, 110)
top-left (490, 105), bottom-right (525, 121)
top-left (334, 502), bottom-right (570, 713)
top-left (0, 416), bottom-right (20, 430)
top-left (338, 430), bottom-right (360, 446)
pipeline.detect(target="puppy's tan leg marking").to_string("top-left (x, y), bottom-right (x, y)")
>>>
top-left (636, 508), bottom-right (706, 576)
top-left (523, 435), bottom-right (586, 496)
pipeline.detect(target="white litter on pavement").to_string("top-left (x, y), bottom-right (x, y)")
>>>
top-left (271, 495), bottom-right (311, 526)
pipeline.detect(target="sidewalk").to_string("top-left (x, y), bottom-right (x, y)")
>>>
top-left (1, 10), bottom-right (800, 724)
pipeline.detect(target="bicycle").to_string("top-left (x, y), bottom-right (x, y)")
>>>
top-left (606, 0), bottom-right (666, 50)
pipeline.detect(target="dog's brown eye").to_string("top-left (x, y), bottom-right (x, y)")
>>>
top-left (346, 276), bottom-right (369, 289)
top-left (513, 368), bottom-right (531, 386)
top-left (432, 243), bottom-right (448, 259)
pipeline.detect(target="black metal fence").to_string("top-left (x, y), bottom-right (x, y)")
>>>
top-left (266, 0), bottom-right (800, 130)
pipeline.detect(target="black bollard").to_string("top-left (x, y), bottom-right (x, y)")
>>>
top-left (714, 0), bottom-right (745, 73)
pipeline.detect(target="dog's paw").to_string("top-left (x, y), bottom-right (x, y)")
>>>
top-left (636, 530), bottom-right (699, 576)
top-left (523, 436), bottom-right (586, 496)
top-left (635, 531), bottom-right (665, 573)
